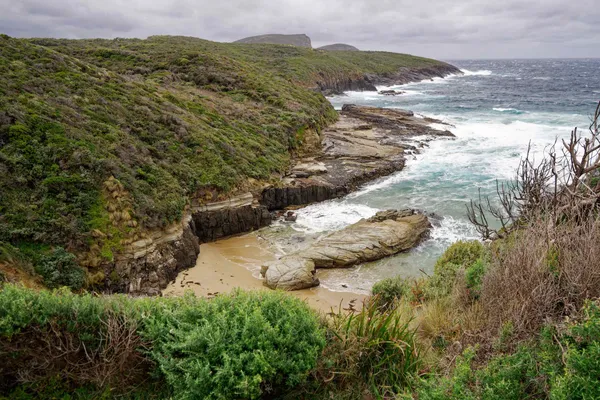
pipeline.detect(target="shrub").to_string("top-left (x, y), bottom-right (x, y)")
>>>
top-left (34, 247), bottom-right (85, 290)
top-left (142, 289), bottom-right (326, 400)
top-left (551, 301), bottom-right (600, 400)
top-left (480, 219), bottom-right (600, 340)
top-left (372, 275), bottom-right (410, 309)
top-left (426, 241), bottom-right (486, 299)
top-left (0, 285), bottom-right (326, 399)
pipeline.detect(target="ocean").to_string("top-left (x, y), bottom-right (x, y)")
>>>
top-left (266, 59), bottom-right (600, 294)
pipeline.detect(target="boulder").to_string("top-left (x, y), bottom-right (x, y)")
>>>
top-left (303, 209), bottom-right (431, 267)
top-left (261, 256), bottom-right (318, 290)
top-left (261, 209), bottom-right (431, 290)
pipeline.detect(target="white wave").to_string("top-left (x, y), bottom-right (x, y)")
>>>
top-left (493, 107), bottom-right (525, 114)
top-left (292, 201), bottom-right (379, 233)
top-left (430, 216), bottom-right (480, 245)
top-left (461, 69), bottom-right (493, 76)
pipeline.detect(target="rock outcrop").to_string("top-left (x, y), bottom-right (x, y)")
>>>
top-left (234, 34), bottom-right (312, 48)
top-left (317, 43), bottom-right (359, 51)
top-left (318, 64), bottom-right (461, 95)
top-left (191, 193), bottom-right (271, 242)
top-left (105, 216), bottom-right (200, 296)
top-left (107, 193), bottom-right (271, 295)
top-left (261, 209), bottom-right (431, 290)
top-left (260, 105), bottom-right (454, 210)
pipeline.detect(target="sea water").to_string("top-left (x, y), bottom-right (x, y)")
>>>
top-left (269, 59), bottom-right (600, 294)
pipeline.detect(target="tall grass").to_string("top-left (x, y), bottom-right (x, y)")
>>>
top-left (311, 297), bottom-right (422, 398)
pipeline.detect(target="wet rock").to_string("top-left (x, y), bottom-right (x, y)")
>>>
top-left (379, 90), bottom-right (405, 96)
top-left (260, 105), bottom-right (454, 211)
top-left (284, 211), bottom-right (297, 222)
top-left (261, 209), bottom-right (431, 290)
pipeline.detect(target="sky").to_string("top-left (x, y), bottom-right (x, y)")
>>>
top-left (1, 0), bottom-right (598, 59)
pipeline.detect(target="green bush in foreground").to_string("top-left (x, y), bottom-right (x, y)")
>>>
top-left (415, 301), bottom-right (600, 400)
top-left (0, 285), bottom-right (325, 399)
top-left (142, 290), bottom-right (326, 400)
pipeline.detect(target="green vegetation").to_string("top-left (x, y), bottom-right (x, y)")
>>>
top-left (0, 34), bottom-right (450, 281)
top-left (0, 285), bottom-right (325, 399)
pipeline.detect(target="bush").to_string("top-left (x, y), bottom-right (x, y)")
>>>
top-left (372, 275), bottom-right (410, 309)
top-left (0, 285), bottom-right (326, 399)
top-left (34, 247), bottom-right (85, 290)
top-left (426, 241), bottom-right (486, 299)
top-left (551, 301), bottom-right (600, 400)
top-left (141, 289), bottom-right (325, 400)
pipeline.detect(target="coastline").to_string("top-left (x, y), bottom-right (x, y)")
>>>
top-left (163, 234), bottom-right (367, 313)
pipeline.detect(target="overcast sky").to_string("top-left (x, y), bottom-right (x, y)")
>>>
top-left (1, 0), bottom-right (598, 59)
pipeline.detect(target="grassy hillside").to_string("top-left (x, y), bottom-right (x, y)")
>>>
top-left (0, 34), bottom-right (452, 282)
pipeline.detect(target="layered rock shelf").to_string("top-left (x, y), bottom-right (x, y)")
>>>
top-left (260, 104), bottom-right (454, 210)
top-left (261, 210), bottom-right (432, 290)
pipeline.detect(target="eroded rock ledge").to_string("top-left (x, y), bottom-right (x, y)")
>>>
top-left (261, 209), bottom-right (432, 290)
top-left (260, 105), bottom-right (454, 210)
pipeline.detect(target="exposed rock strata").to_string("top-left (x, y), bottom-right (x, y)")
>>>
top-left (260, 105), bottom-right (454, 210)
top-left (261, 209), bottom-right (431, 290)
top-left (109, 193), bottom-right (271, 295)
top-left (190, 193), bottom-right (271, 242)
top-left (106, 216), bottom-right (200, 296)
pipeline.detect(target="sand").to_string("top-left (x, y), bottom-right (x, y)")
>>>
top-left (163, 235), bottom-right (366, 313)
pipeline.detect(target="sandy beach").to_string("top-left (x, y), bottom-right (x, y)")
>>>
top-left (163, 234), bottom-right (367, 313)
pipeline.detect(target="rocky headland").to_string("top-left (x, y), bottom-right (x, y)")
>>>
top-left (260, 104), bottom-right (454, 210)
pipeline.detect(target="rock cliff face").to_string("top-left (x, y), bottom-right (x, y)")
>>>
top-left (108, 193), bottom-right (271, 295)
top-left (105, 216), bottom-right (200, 296)
top-left (318, 64), bottom-right (462, 95)
top-left (191, 193), bottom-right (272, 242)
top-left (234, 34), bottom-right (312, 48)
top-left (261, 209), bottom-right (431, 290)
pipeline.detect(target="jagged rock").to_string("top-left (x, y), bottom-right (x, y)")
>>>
top-left (261, 257), bottom-right (318, 290)
top-left (261, 209), bottom-right (431, 290)
top-left (284, 211), bottom-right (297, 222)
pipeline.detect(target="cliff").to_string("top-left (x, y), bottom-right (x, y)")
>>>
top-left (0, 34), bottom-right (460, 294)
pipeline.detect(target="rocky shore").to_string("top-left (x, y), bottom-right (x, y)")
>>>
top-left (121, 105), bottom-right (454, 295)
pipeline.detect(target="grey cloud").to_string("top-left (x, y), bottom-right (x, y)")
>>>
top-left (0, 0), bottom-right (598, 58)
